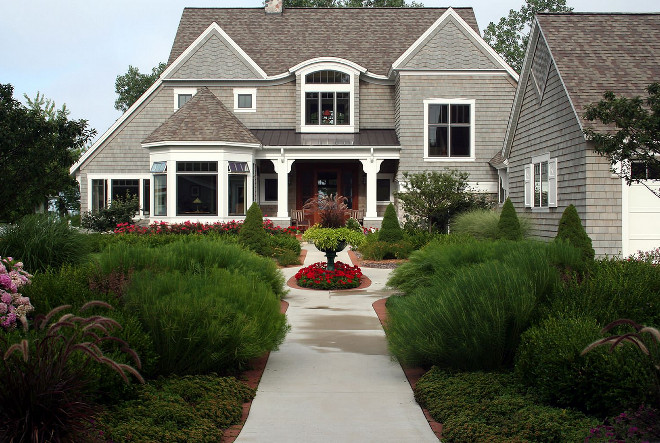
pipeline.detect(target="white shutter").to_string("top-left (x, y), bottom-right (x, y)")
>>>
top-left (524, 164), bottom-right (533, 207)
top-left (548, 158), bottom-right (558, 207)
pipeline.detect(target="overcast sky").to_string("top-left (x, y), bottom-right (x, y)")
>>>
top-left (1, 0), bottom-right (657, 142)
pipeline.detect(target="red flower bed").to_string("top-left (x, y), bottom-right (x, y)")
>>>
top-left (114, 219), bottom-right (298, 237)
top-left (295, 261), bottom-right (362, 290)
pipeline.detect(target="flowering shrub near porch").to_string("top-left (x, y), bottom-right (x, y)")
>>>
top-left (114, 219), bottom-right (298, 236)
top-left (295, 261), bottom-right (362, 290)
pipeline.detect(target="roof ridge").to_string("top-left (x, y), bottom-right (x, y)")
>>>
top-left (538, 12), bottom-right (660, 15)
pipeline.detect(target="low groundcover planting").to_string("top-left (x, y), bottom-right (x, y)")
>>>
top-left (295, 261), bottom-right (362, 290)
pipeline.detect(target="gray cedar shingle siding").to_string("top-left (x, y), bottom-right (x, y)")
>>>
top-left (396, 74), bottom-right (516, 184)
top-left (359, 81), bottom-right (395, 129)
top-left (168, 34), bottom-right (262, 79)
top-left (397, 18), bottom-right (500, 71)
top-left (167, 8), bottom-right (480, 76)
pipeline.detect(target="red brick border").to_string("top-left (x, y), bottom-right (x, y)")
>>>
top-left (372, 298), bottom-right (443, 441)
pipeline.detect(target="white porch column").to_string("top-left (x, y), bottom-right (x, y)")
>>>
top-left (360, 159), bottom-right (383, 219)
top-left (272, 159), bottom-right (293, 218)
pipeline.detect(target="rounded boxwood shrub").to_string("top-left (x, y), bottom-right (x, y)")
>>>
top-left (378, 203), bottom-right (403, 243)
top-left (497, 198), bottom-right (522, 240)
top-left (556, 204), bottom-right (594, 261)
top-left (515, 315), bottom-right (657, 417)
top-left (238, 202), bottom-right (271, 256)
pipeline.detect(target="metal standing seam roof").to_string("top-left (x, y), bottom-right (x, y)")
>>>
top-left (142, 87), bottom-right (260, 145)
top-left (168, 7), bottom-right (480, 77)
top-left (536, 13), bottom-right (660, 133)
top-left (251, 129), bottom-right (400, 146)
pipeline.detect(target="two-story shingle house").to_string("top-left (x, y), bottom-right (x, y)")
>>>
top-left (499, 13), bottom-right (660, 256)
top-left (70, 2), bottom-right (518, 227)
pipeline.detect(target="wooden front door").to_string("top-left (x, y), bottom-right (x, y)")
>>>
top-left (296, 163), bottom-right (359, 225)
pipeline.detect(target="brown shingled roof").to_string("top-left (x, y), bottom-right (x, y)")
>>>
top-left (143, 87), bottom-right (260, 145)
top-left (537, 13), bottom-right (660, 132)
top-left (168, 7), bottom-right (480, 76)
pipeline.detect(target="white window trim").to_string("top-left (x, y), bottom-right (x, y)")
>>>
top-left (423, 98), bottom-right (476, 162)
top-left (233, 88), bottom-right (257, 112)
top-left (376, 173), bottom-right (395, 203)
top-left (86, 173), bottom-right (152, 218)
top-left (298, 62), bottom-right (358, 134)
top-left (525, 153), bottom-right (557, 210)
top-left (173, 87), bottom-right (197, 110)
top-left (259, 173), bottom-right (278, 204)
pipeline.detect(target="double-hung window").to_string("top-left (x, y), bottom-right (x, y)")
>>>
top-left (300, 68), bottom-right (354, 133)
top-left (424, 99), bottom-right (475, 160)
top-left (525, 154), bottom-right (557, 208)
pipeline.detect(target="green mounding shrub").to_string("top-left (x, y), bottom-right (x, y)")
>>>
top-left (99, 375), bottom-right (254, 442)
top-left (270, 233), bottom-right (301, 256)
top-left (451, 208), bottom-right (532, 240)
top-left (239, 202), bottom-right (271, 256)
top-left (274, 248), bottom-right (300, 266)
top-left (385, 240), bottom-right (585, 370)
top-left (359, 240), bottom-right (414, 260)
top-left (545, 257), bottom-right (660, 327)
top-left (414, 368), bottom-right (599, 443)
top-left (125, 268), bottom-right (288, 376)
top-left (497, 198), bottom-right (522, 240)
top-left (0, 214), bottom-right (90, 272)
top-left (345, 217), bottom-right (362, 232)
top-left (403, 230), bottom-right (434, 250)
top-left (97, 237), bottom-right (286, 299)
top-left (556, 204), bottom-right (595, 261)
top-left (81, 193), bottom-right (139, 232)
top-left (515, 315), bottom-right (658, 417)
top-left (378, 203), bottom-right (403, 243)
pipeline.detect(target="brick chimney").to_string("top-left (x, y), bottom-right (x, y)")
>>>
top-left (265, 0), bottom-right (283, 14)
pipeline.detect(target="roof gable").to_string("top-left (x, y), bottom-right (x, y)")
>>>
top-left (142, 87), bottom-right (260, 146)
top-left (393, 10), bottom-right (505, 73)
top-left (167, 7), bottom-right (481, 77)
top-left (537, 13), bottom-right (660, 133)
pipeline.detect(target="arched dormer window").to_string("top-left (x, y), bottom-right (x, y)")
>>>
top-left (296, 61), bottom-right (360, 133)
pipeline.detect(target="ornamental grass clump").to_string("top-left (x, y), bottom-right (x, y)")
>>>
top-left (0, 213), bottom-right (90, 272)
top-left (125, 268), bottom-right (288, 375)
top-left (303, 193), bottom-right (351, 228)
top-left (0, 302), bottom-right (144, 441)
top-left (295, 261), bottom-right (362, 290)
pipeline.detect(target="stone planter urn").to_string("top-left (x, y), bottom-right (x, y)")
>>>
top-left (319, 241), bottom-right (346, 271)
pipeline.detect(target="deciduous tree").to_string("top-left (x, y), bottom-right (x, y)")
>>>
top-left (483, 0), bottom-right (572, 72)
top-left (0, 84), bottom-right (95, 222)
top-left (394, 170), bottom-right (490, 233)
top-left (114, 62), bottom-right (166, 113)
top-left (584, 83), bottom-right (660, 198)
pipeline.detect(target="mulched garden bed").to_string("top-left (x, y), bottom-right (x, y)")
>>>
top-left (351, 250), bottom-right (407, 269)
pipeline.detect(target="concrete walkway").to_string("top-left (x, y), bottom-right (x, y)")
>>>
top-left (236, 244), bottom-right (438, 443)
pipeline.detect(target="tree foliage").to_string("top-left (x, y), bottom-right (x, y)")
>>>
top-left (0, 84), bottom-right (95, 222)
top-left (394, 170), bottom-right (490, 233)
top-left (114, 62), bottom-right (166, 113)
top-left (584, 83), bottom-right (660, 198)
top-left (497, 198), bottom-right (523, 240)
top-left (283, 0), bottom-right (422, 7)
top-left (555, 204), bottom-right (594, 262)
top-left (483, 0), bottom-right (572, 73)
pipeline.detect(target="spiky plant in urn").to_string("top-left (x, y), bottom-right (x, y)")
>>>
top-left (301, 194), bottom-right (365, 270)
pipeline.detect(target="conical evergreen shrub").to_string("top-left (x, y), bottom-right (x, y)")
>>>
top-left (497, 198), bottom-right (522, 240)
top-left (556, 204), bottom-right (594, 261)
top-left (378, 203), bottom-right (404, 243)
top-left (239, 202), bottom-right (271, 255)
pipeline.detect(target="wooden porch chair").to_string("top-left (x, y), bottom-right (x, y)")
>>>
top-left (350, 209), bottom-right (365, 224)
top-left (291, 209), bottom-right (310, 230)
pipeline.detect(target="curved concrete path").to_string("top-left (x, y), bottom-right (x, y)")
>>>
top-left (236, 244), bottom-right (437, 443)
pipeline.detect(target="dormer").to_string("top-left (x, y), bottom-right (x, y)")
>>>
top-left (292, 59), bottom-right (364, 133)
